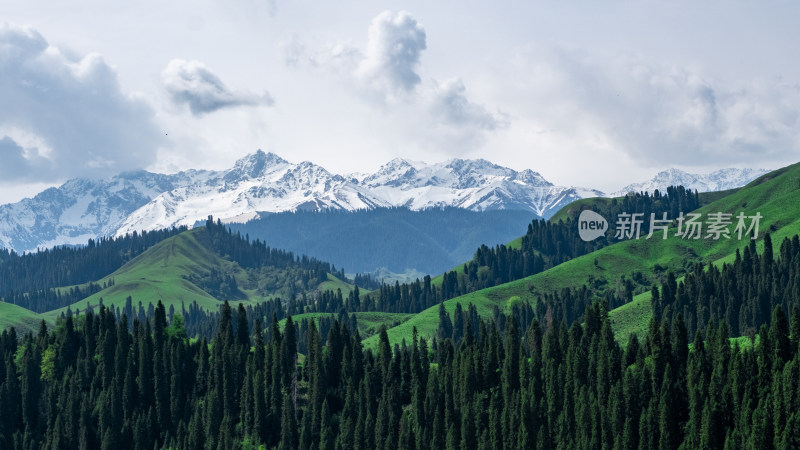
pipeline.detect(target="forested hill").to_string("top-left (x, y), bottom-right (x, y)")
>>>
top-left (0, 227), bottom-right (188, 307)
top-left (0, 218), bottom-right (359, 314)
top-left (1, 287), bottom-right (798, 448)
top-left (352, 185), bottom-right (701, 315)
top-left (0, 184), bottom-right (702, 321)
top-left (651, 232), bottom-right (800, 339)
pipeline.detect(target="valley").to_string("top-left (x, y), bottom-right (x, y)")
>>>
top-left (1, 161), bottom-right (797, 449)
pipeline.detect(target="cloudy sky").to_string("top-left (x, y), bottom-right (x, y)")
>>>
top-left (1, 0), bottom-right (799, 203)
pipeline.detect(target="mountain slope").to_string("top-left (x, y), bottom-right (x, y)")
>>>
top-left (0, 302), bottom-right (49, 334)
top-left (0, 170), bottom-right (202, 252)
top-left (40, 224), bottom-right (356, 319)
top-left (365, 161), bottom-right (800, 348)
top-left (41, 230), bottom-right (228, 319)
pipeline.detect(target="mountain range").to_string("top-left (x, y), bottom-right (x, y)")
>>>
top-left (610, 167), bottom-right (770, 197)
top-left (0, 150), bottom-right (768, 253)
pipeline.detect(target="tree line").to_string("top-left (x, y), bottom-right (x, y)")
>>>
top-left (0, 232), bottom-right (797, 449)
top-left (2, 296), bottom-right (798, 449)
top-left (345, 186), bottom-right (699, 316)
top-left (0, 217), bottom-right (370, 313)
top-left (653, 233), bottom-right (800, 339)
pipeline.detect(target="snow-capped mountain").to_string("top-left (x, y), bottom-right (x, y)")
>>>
top-left (0, 150), bottom-right (769, 253)
top-left (359, 157), bottom-right (596, 215)
top-left (0, 170), bottom-right (204, 253)
top-left (115, 152), bottom-right (388, 236)
top-left (611, 168), bottom-right (770, 197)
top-left (116, 153), bottom-right (596, 236)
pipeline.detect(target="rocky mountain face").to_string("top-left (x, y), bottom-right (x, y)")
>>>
top-left (0, 150), bottom-right (768, 253)
top-left (0, 170), bottom-right (203, 252)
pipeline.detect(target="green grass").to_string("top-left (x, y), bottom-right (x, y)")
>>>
top-left (506, 236), bottom-right (523, 250)
top-left (729, 335), bottom-right (759, 349)
top-left (279, 311), bottom-right (413, 338)
top-left (352, 312), bottom-right (415, 335)
top-left (40, 227), bottom-right (362, 319)
top-left (463, 160), bottom-right (800, 306)
top-left (42, 229), bottom-right (233, 319)
top-left (361, 294), bottom-right (510, 350)
top-left (608, 291), bottom-right (652, 342)
top-left (368, 161), bottom-right (800, 347)
top-left (0, 301), bottom-right (50, 334)
top-left (318, 273), bottom-right (356, 295)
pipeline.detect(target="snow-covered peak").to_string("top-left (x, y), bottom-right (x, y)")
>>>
top-left (361, 158), bottom-right (423, 188)
top-left (611, 167), bottom-right (770, 197)
top-left (0, 169), bottom-right (197, 252)
top-left (702, 168), bottom-right (770, 190)
top-left (113, 154), bottom-right (388, 236)
top-left (277, 160), bottom-right (345, 190)
top-left (225, 150), bottom-right (290, 182)
top-left (445, 158), bottom-right (505, 174)
top-left (0, 149), bottom-right (772, 253)
top-left (515, 169), bottom-right (552, 187)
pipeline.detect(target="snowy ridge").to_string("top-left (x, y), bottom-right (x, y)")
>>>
top-left (114, 152), bottom-right (596, 237)
top-left (0, 171), bottom-right (204, 253)
top-left (611, 168), bottom-right (769, 197)
top-left (115, 152), bottom-right (390, 236)
top-left (0, 150), bottom-right (768, 253)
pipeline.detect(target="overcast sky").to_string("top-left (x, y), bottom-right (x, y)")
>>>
top-left (1, 0), bottom-right (799, 203)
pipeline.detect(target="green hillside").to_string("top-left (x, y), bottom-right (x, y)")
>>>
top-left (317, 273), bottom-right (357, 296)
top-left (279, 311), bottom-right (413, 337)
top-left (42, 226), bottom-right (356, 319)
top-left (0, 301), bottom-right (49, 334)
top-left (42, 230), bottom-right (225, 319)
top-left (369, 161), bottom-right (800, 348)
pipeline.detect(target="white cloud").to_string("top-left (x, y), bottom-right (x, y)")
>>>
top-left (428, 78), bottom-right (506, 131)
top-left (508, 46), bottom-right (800, 168)
top-left (284, 11), bottom-right (507, 155)
top-left (0, 23), bottom-right (163, 182)
top-left (355, 10), bottom-right (427, 99)
top-left (161, 59), bottom-right (274, 116)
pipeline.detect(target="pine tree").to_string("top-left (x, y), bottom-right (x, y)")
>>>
top-left (438, 303), bottom-right (453, 342)
top-left (279, 392), bottom-right (297, 450)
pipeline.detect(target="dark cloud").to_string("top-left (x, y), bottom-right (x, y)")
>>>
top-left (0, 136), bottom-right (50, 181)
top-left (162, 59), bottom-right (274, 115)
top-left (0, 23), bottom-right (163, 182)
